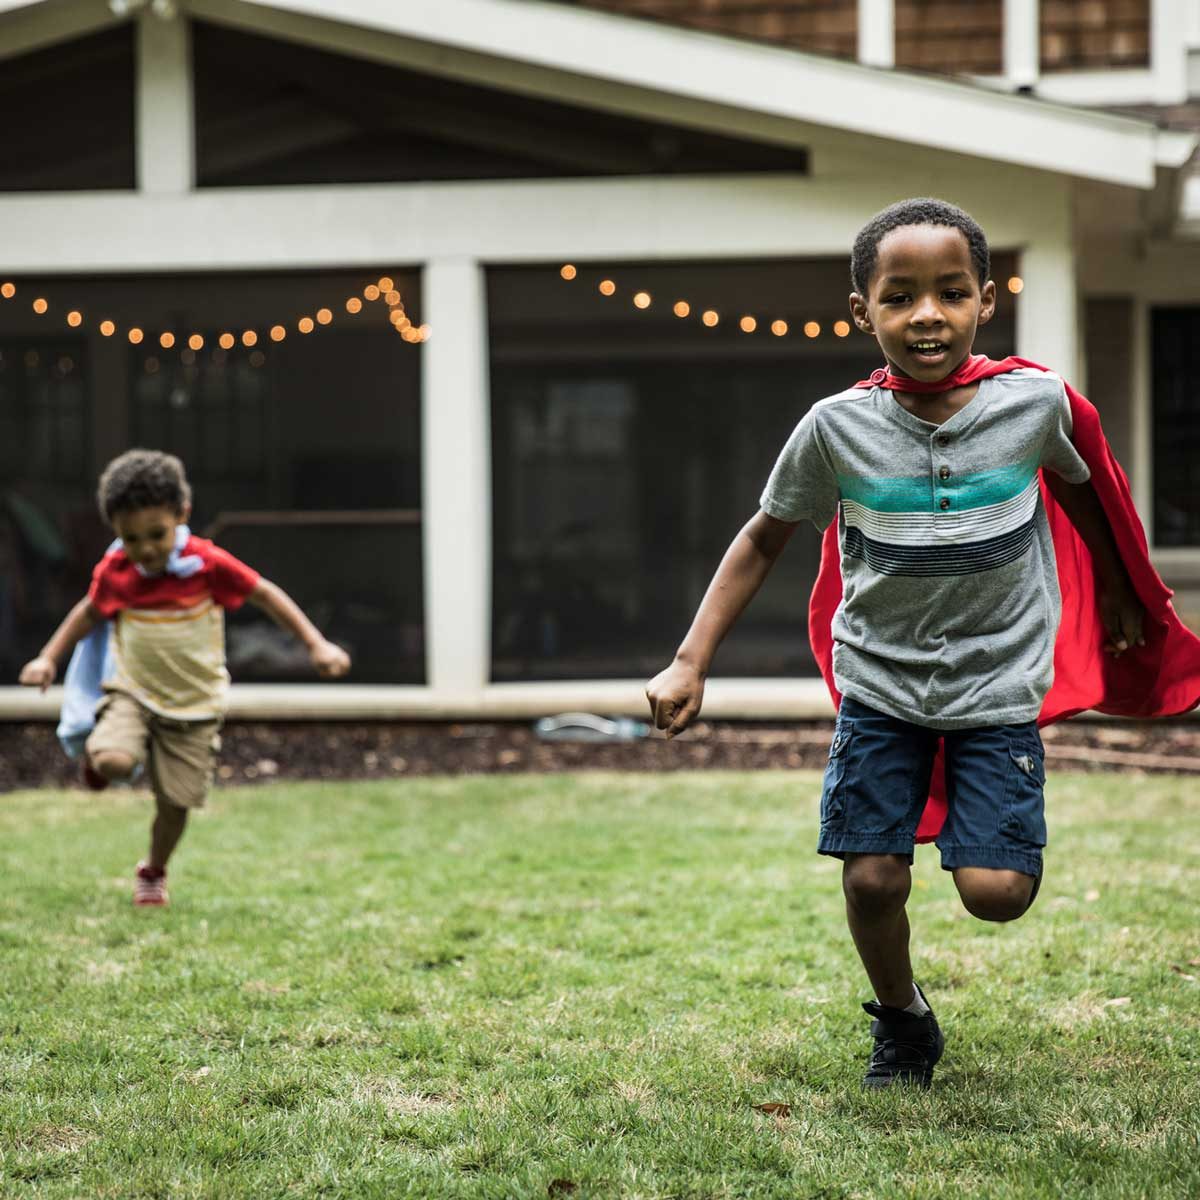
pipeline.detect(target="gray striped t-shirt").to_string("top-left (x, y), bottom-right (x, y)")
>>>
top-left (761, 367), bottom-right (1091, 729)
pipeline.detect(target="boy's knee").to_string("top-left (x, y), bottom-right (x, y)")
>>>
top-left (843, 854), bottom-right (911, 916)
top-left (90, 750), bottom-right (135, 780)
top-left (955, 869), bottom-right (1034, 923)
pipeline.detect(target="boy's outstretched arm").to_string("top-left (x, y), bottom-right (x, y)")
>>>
top-left (18, 597), bottom-right (101, 691)
top-left (1044, 474), bottom-right (1145, 656)
top-left (247, 579), bottom-right (351, 677)
top-left (646, 511), bottom-right (799, 738)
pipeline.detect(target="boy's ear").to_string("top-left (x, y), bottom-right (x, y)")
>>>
top-left (849, 292), bottom-right (873, 334)
top-left (977, 279), bottom-right (997, 327)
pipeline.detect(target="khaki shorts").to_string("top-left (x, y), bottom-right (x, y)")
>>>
top-left (85, 691), bottom-right (222, 810)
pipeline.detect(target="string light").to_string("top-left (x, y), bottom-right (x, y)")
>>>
top-left (419, 324), bottom-right (431, 340)
top-left (804, 321), bottom-right (821, 338)
top-left (673, 301), bottom-right (690, 318)
top-left (560, 264), bottom-right (577, 281)
top-left (833, 320), bottom-right (851, 337)
top-left (739, 316), bottom-right (757, 333)
top-left (1007, 276), bottom-right (1024, 294)
top-left (0, 272), bottom-right (425, 358)
top-left (771, 320), bottom-right (788, 337)
top-left (598, 280), bottom-right (616, 296)
top-left (702, 310), bottom-right (719, 327)
top-left (633, 291), bottom-right (651, 309)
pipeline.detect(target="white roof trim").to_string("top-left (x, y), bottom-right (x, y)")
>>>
top-left (228, 0), bottom-right (1173, 189)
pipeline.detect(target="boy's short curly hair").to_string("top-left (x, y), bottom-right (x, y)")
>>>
top-left (97, 449), bottom-right (192, 523)
top-left (851, 198), bottom-right (990, 295)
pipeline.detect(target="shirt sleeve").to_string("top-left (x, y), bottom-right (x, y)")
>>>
top-left (206, 545), bottom-right (261, 610)
top-left (86, 556), bottom-right (123, 619)
top-left (759, 406), bottom-right (840, 529)
top-left (1040, 382), bottom-right (1091, 484)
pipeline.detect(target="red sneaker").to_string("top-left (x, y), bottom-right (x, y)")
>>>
top-left (133, 863), bottom-right (169, 907)
top-left (80, 756), bottom-right (109, 791)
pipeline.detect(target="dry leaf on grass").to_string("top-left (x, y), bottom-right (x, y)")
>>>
top-left (752, 1101), bottom-right (792, 1117)
top-left (1084, 889), bottom-right (1101, 902)
top-left (1170, 965), bottom-right (1198, 982)
top-left (1103, 996), bottom-right (1131, 1008)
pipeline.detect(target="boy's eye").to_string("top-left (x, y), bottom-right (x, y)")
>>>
top-left (942, 290), bottom-right (967, 300)
top-left (883, 293), bottom-right (909, 305)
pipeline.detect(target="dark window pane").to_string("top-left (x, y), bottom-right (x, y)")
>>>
top-left (192, 21), bottom-right (807, 187)
top-left (0, 26), bottom-right (134, 191)
top-left (1151, 308), bottom-right (1200, 547)
top-left (0, 271), bottom-right (424, 683)
top-left (489, 257), bottom-right (1017, 681)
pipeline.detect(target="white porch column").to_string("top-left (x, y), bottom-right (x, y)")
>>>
top-left (1152, 0), bottom-right (1188, 104)
top-left (1004, 0), bottom-right (1039, 88)
top-left (1015, 242), bottom-right (1078, 380)
top-left (136, 10), bottom-right (194, 192)
top-left (857, 0), bottom-right (895, 68)
top-left (421, 258), bottom-right (492, 696)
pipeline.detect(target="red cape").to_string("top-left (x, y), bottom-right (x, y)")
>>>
top-left (809, 355), bottom-right (1200, 841)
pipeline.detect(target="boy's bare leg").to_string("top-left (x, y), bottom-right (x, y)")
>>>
top-left (953, 867), bottom-right (1035, 922)
top-left (148, 798), bottom-right (188, 872)
top-left (843, 853), bottom-right (915, 1008)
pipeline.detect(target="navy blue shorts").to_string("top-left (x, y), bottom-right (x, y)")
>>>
top-left (817, 697), bottom-right (1046, 878)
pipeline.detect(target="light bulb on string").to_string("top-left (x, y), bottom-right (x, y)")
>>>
top-left (803, 321), bottom-right (821, 339)
top-left (270, 325), bottom-right (286, 342)
top-left (598, 280), bottom-right (616, 297)
top-left (346, 297), bottom-right (362, 314)
top-left (316, 308), bottom-right (333, 325)
top-left (100, 320), bottom-right (116, 337)
top-left (188, 334), bottom-right (204, 351)
top-left (32, 298), bottom-right (48, 314)
top-left (128, 328), bottom-right (144, 345)
top-left (298, 317), bottom-right (314, 334)
top-left (378, 276), bottom-right (394, 293)
top-left (218, 333), bottom-right (235, 350)
top-left (702, 310), bottom-right (719, 327)
top-left (833, 320), bottom-right (851, 337)
top-left (771, 320), bottom-right (788, 337)
top-left (242, 330), bottom-right (257, 347)
top-left (673, 301), bottom-right (690, 318)
top-left (384, 291), bottom-right (401, 307)
top-left (633, 291), bottom-right (651, 309)
top-left (739, 316), bottom-right (757, 333)
top-left (160, 332), bottom-right (175, 349)
top-left (1007, 276), bottom-right (1024, 294)
top-left (1, 283), bottom-right (15, 299)
top-left (364, 284), bottom-right (381, 301)
top-left (66, 310), bottom-right (83, 328)
top-left (560, 264), bottom-right (577, 281)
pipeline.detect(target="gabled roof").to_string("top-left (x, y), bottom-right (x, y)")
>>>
top-left (2, 0), bottom-right (1193, 187)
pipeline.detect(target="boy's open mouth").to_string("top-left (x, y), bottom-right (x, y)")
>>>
top-left (908, 340), bottom-right (950, 361)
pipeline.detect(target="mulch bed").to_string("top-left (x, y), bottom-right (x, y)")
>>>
top-left (2, 717), bottom-right (1199, 793)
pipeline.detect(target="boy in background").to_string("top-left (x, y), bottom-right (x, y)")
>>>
top-left (19, 449), bottom-right (350, 906)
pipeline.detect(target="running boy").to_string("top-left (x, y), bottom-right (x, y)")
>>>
top-left (645, 198), bottom-right (1154, 1088)
top-left (19, 449), bottom-right (350, 906)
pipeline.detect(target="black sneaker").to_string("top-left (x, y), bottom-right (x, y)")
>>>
top-left (861, 986), bottom-right (944, 1089)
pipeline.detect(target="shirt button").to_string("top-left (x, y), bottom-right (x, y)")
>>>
top-left (939, 497), bottom-right (951, 510)
top-left (938, 466), bottom-right (950, 481)
top-left (935, 434), bottom-right (949, 447)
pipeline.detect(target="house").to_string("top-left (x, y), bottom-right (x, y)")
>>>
top-left (0, 0), bottom-right (1196, 722)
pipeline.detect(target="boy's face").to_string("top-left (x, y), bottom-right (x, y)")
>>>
top-left (849, 224), bottom-right (996, 382)
top-left (111, 503), bottom-right (189, 575)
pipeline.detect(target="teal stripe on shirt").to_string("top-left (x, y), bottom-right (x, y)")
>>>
top-left (837, 455), bottom-right (1039, 514)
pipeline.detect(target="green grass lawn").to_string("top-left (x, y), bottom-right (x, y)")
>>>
top-left (1, 770), bottom-right (1197, 1199)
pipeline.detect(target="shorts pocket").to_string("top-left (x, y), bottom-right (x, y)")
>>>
top-left (819, 720), bottom-right (854, 829)
top-left (1000, 740), bottom-right (1047, 848)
